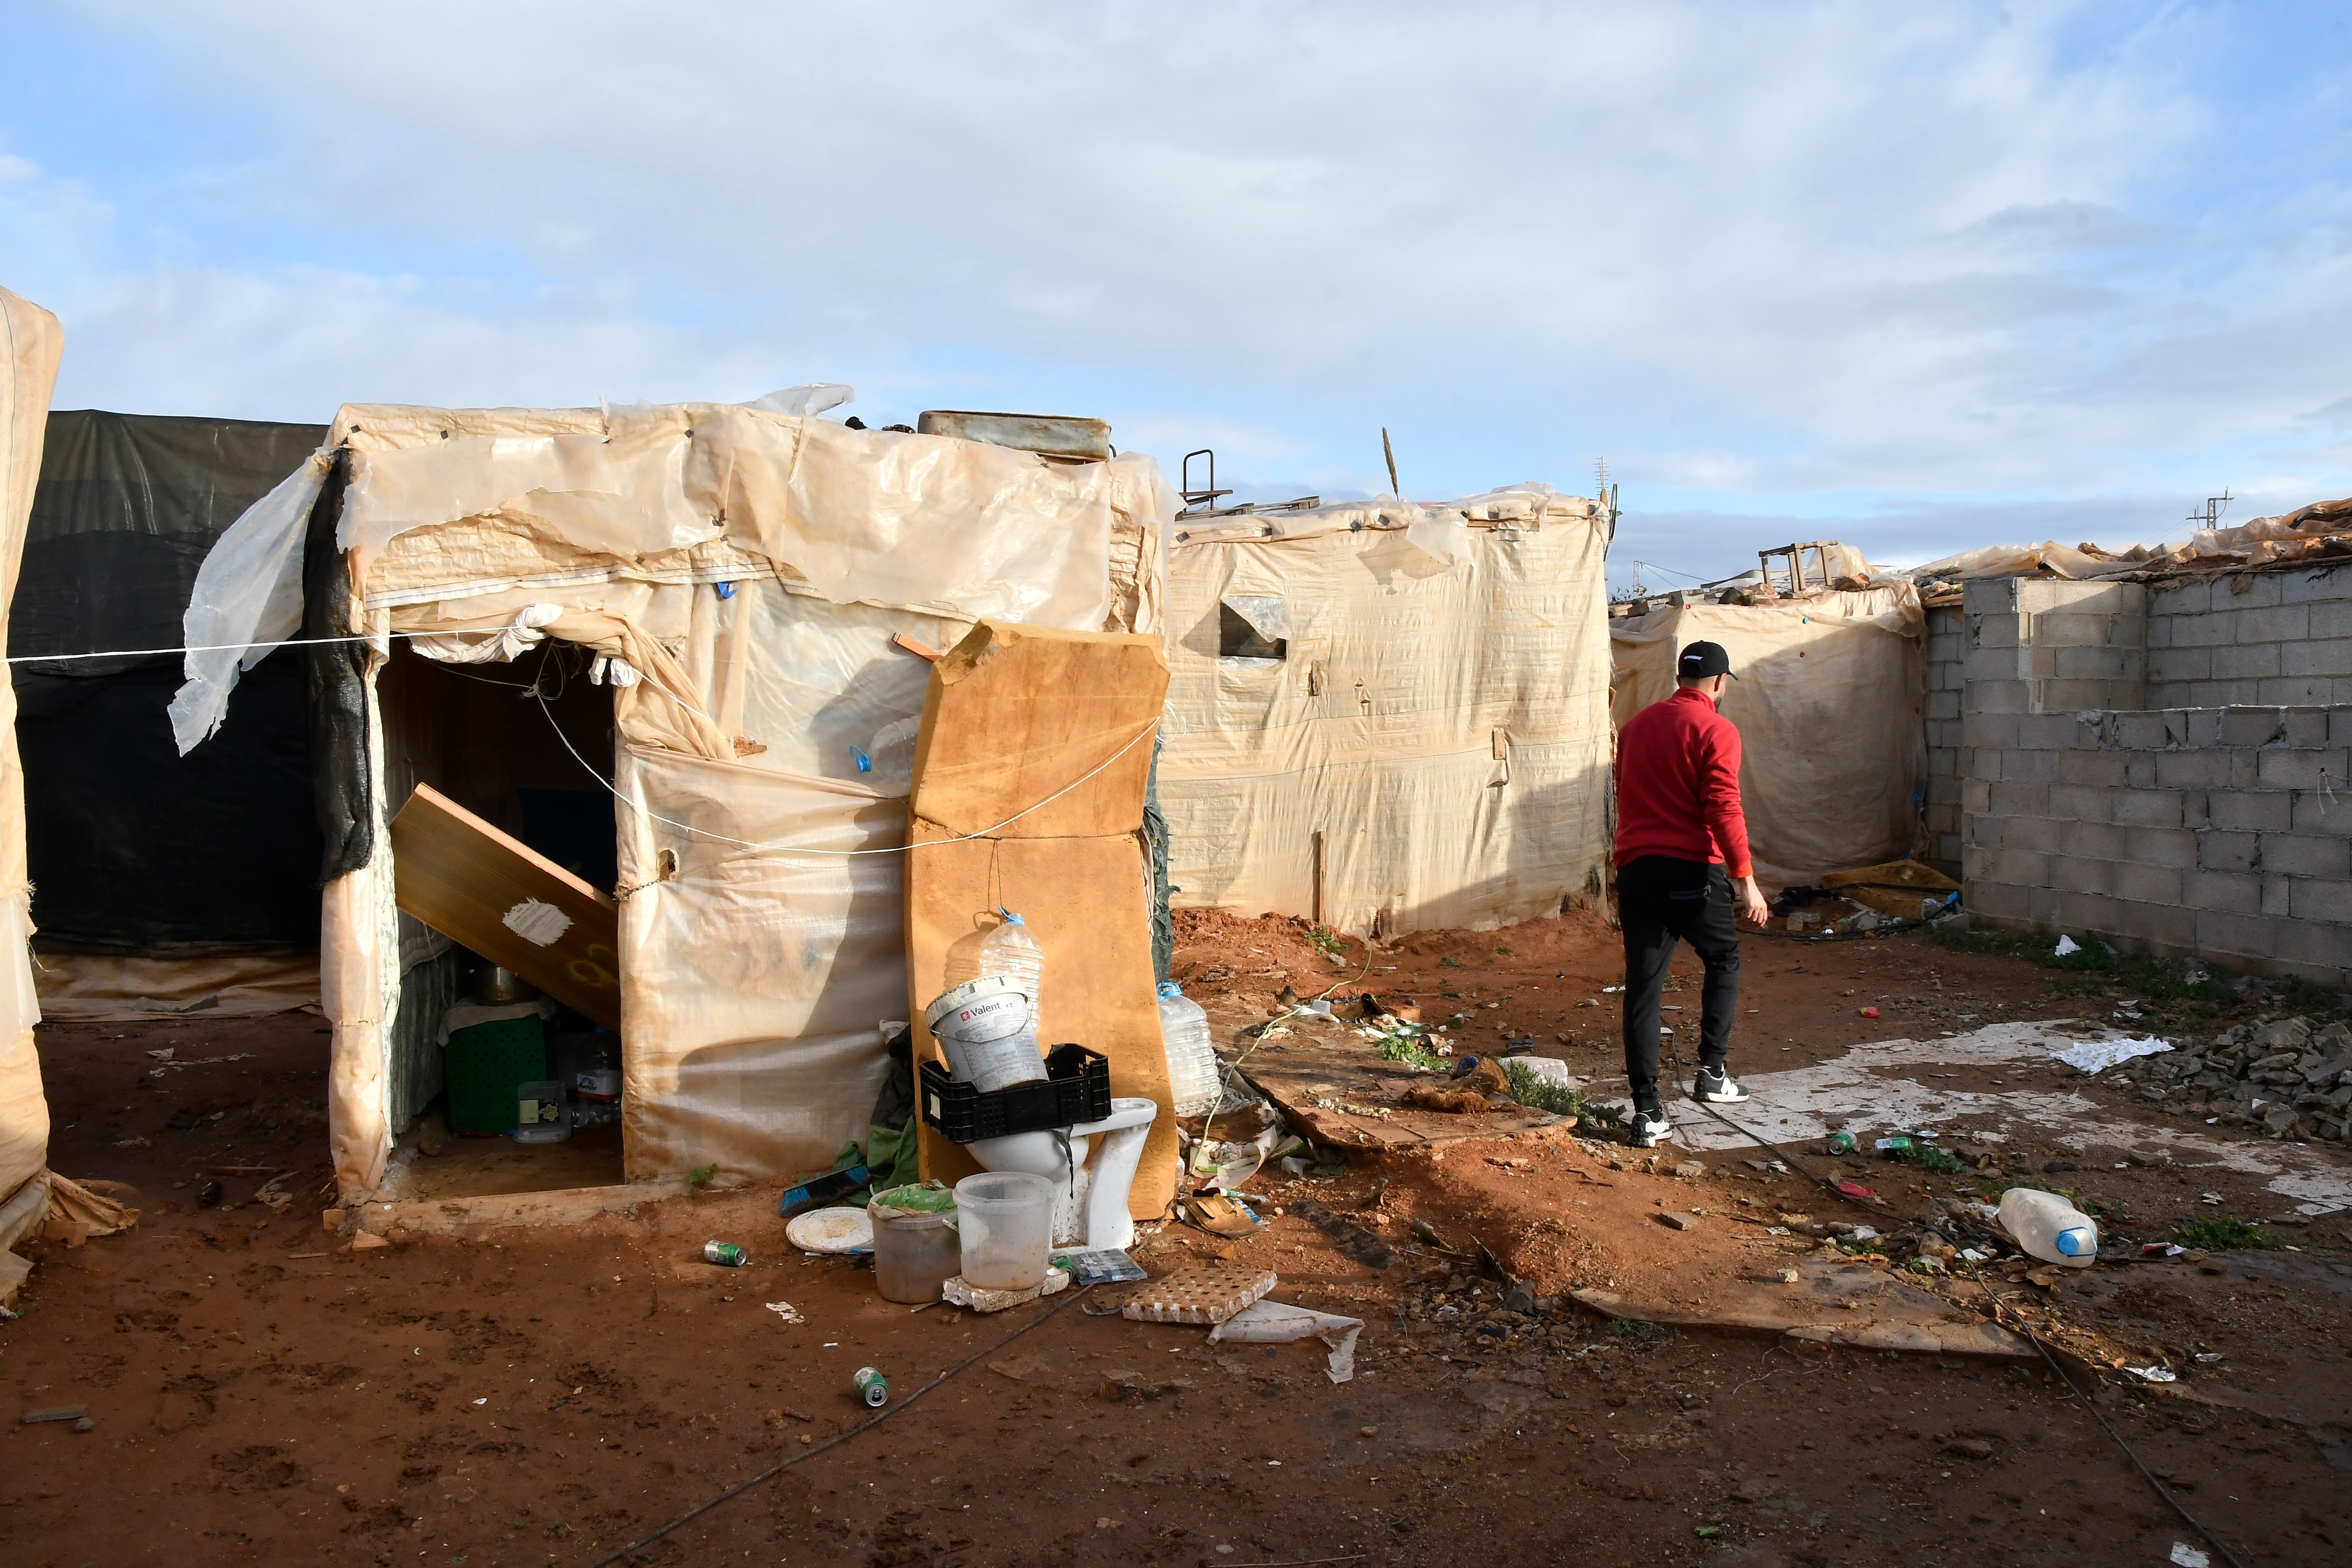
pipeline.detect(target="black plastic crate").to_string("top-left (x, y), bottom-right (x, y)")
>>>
top-left (919, 1043), bottom-right (1112, 1144)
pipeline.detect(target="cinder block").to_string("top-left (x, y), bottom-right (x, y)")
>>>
top-left (2263, 876), bottom-right (2292, 917)
top-left (2149, 646), bottom-right (2212, 684)
top-left (2173, 708), bottom-right (2223, 748)
top-left (2204, 680), bottom-right (2265, 706)
top-left (2195, 908), bottom-right (2280, 960)
top-left (1971, 616), bottom-right (2024, 653)
top-left (2109, 711), bottom-right (2168, 750)
top-left (1990, 849), bottom-right (2055, 889)
top-left (2168, 611), bottom-right (2235, 649)
top-left (2154, 749), bottom-right (2231, 789)
top-left (2290, 793), bottom-right (2352, 836)
top-left (2018, 713), bottom-right (2091, 751)
top-left (2197, 830), bottom-right (2262, 872)
top-left (2109, 899), bottom-right (2197, 949)
top-left (2241, 605), bottom-right (2311, 642)
top-left (1967, 747), bottom-right (2003, 783)
top-left (2109, 862), bottom-right (2183, 905)
top-left (1966, 642), bottom-right (2028, 681)
top-left (2228, 574), bottom-right (2282, 610)
top-left (2280, 569), bottom-right (2352, 606)
top-left (2310, 600), bottom-right (2352, 641)
top-left (2257, 677), bottom-right (2332, 705)
top-left (2057, 750), bottom-right (2129, 788)
top-left (1925, 690), bottom-right (1961, 721)
top-left (1929, 717), bottom-right (1966, 749)
top-left (1963, 780), bottom-right (1991, 814)
top-left (2145, 684), bottom-right (2192, 709)
top-left (2046, 783), bottom-right (2106, 822)
top-left (2001, 748), bottom-right (2058, 784)
top-left (2145, 614), bottom-right (2175, 650)
top-left (1963, 710), bottom-right (2022, 750)
top-left (2001, 816), bottom-right (2066, 853)
top-left (2257, 748), bottom-right (2352, 790)
top-left (2152, 579), bottom-right (2210, 615)
top-left (2278, 707), bottom-right (2330, 747)
top-left (1989, 781), bottom-right (2051, 819)
top-left (2209, 789), bottom-right (2292, 833)
top-left (2034, 613), bottom-right (2110, 649)
top-left (2273, 917), bottom-right (2352, 970)
top-left (2182, 868), bottom-right (2264, 915)
top-left (2042, 678), bottom-right (2145, 712)
top-left (1964, 876), bottom-right (2029, 920)
top-left (2130, 826), bottom-right (2201, 869)
top-left (1968, 813), bottom-right (2005, 849)
top-left (2027, 885), bottom-right (2063, 923)
top-left (2030, 645), bottom-right (2060, 682)
top-left (2283, 642), bottom-right (2352, 679)
top-left (2260, 833), bottom-right (2352, 878)
top-left (2331, 709), bottom-right (2352, 750)
top-left (2213, 643), bottom-right (2283, 681)
top-left (1971, 680), bottom-right (2032, 716)
top-left (2126, 754), bottom-right (2157, 788)
top-left (2111, 788), bottom-right (2186, 829)
top-left (2221, 708), bottom-right (2286, 747)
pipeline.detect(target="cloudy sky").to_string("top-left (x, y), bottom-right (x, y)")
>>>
top-left (3, 1), bottom-right (2347, 585)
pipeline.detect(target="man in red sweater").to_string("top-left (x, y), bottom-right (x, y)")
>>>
top-left (1614, 640), bottom-right (1772, 1147)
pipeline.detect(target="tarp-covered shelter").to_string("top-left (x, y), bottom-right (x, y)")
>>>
top-left (15, 411), bottom-right (326, 1018)
top-left (1158, 486), bottom-right (1615, 935)
top-left (174, 400), bottom-right (1174, 1201)
top-left (0, 287), bottom-right (64, 1267)
top-left (1609, 585), bottom-right (1927, 886)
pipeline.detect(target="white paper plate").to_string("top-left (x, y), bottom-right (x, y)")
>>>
top-left (786, 1206), bottom-right (874, 1254)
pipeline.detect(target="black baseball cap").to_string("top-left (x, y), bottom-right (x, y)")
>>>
top-left (1677, 640), bottom-right (1738, 680)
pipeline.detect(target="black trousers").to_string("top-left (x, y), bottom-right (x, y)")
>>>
top-left (1619, 855), bottom-right (1742, 1110)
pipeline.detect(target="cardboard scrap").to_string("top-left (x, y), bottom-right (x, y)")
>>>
top-left (943, 1268), bottom-right (1071, 1313)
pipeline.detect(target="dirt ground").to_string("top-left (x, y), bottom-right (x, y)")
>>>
top-left (6, 911), bottom-right (2350, 1567)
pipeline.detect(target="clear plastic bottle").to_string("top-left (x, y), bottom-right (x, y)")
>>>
top-left (1997, 1187), bottom-right (2099, 1267)
top-left (1157, 981), bottom-right (1220, 1117)
top-left (977, 912), bottom-right (1045, 1017)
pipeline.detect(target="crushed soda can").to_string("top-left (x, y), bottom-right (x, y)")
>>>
top-left (703, 1241), bottom-right (749, 1267)
top-left (853, 1366), bottom-right (888, 1408)
top-left (1824, 1132), bottom-right (1856, 1155)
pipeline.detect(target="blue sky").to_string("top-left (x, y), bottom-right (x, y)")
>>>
top-left (3, 1), bottom-right (2348, 587)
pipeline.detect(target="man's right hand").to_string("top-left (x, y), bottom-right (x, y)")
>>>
top-left (1738, 876), bottom-right (1771, 927)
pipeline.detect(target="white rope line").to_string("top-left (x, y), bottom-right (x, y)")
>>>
top-left (536, 685), bottom-right (1158, 859)
top-left (1, 630), bottom-right (437, 664)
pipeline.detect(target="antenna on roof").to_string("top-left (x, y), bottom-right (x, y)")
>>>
top-left (2186, 489), bottom-right (2233, 528)
top-left (1596, 457), bottom-right (1609, 496)
top-left (1381, 428), bottom-right (1401, 498)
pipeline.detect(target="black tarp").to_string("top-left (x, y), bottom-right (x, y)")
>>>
top-left (12, 411), bottom-right (326, 954)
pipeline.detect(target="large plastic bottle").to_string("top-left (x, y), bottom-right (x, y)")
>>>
top-left (1998, 1187), bottom-right (2099, 1267)
top-left (976, 913), bottom-right (1045, 1016)
top-left (1157, 982), bottom-right (1221, 1117)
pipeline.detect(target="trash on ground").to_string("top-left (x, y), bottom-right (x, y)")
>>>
top-left (853, 1366), bottom-right (889, 1408)
top-left (1120, 1264), bottom-right (1278, 1325)
top-left (19, 1405), bottom-right (88, 1425)
top-left (1051, 1247), bottom-right (1149, 1286)
top-left (2171, 1544), bottom-right (2211, 1568)
top-left (2050, 1035), bottom-right (2173, 1075)
top-left (786, 1206), bottom-right (874, 1256)
top-left (703, 1239), bottom-right (751, 1267)
top-left (2123, 1365), bottom-right (2177, 1383)
top-left (1208, 1298), bottom-right (1365, 1383)
top-left (764, 1301), bottom-right (804, 1324)
top-left (779, 1164), bottom-right (870, 1217)
top-left (2053, 934), bottom-right (2081, 956)
top-left (943, 1267), bottom-right (1070, 1313)
top-left (1185, 1192), bottom-right (1264, 1238)
top-left (1998, 1187), bottom-right (2098, 1268)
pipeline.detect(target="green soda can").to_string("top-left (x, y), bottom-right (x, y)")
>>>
top-left (854, 1366), bottom-right (889, 1408)
top-left (703, 1240), bottom-right (748, 1267)
top-left (1825, 1132), bottom-right (1857, 1156)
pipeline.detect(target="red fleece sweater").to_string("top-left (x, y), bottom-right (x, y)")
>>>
top-left (1613, 686), bottom-right (1754, 877)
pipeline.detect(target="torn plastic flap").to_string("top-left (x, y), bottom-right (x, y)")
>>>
top-left (1221, 594), bottom-right (1289, 644)
top-left (1208, 1297), bottom-right (1364, 1383)
top-left (167, 449), bottom-right (330, 755)
top-left (1402, 500), bottom-right (1467, 567)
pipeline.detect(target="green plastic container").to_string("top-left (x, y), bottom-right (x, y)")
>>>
top-left (445, 1017), bottom-right (550, 1134)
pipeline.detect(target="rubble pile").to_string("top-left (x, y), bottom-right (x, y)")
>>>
top-left (2147, 1017), bottom-right (2352, 1140)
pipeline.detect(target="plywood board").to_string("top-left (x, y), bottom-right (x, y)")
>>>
top-left (388, 782), bottom-right (621, 1027)
top-left (905, 622), bottom-right (1176, 1218)
top-left (1573, 1260), bottom-right (2033, 1359)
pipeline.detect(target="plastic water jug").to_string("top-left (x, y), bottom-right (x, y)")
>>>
top-left (977, 913), bottom-right (1045, 1011)
top-left (1157, 982), bottom-right (1221, 1117)
top-left (1998, 1187), bottom-right (2099, 1267)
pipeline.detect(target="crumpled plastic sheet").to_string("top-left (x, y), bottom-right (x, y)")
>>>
top-left (2049, 1035), bottom-right (2173, 1075)
top-left (1208, 1297), bottom-right (1365, 1383)
top-left (407, 601), bottom-right (564, 664)
top-left (166, 450), bottom-right (329, 754)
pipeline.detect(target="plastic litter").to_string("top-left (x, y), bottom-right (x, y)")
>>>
top-left (1208, 1299), bottom-right (1366, 1384)
top-left (924, 975), bottom-right (1047, 1095)
top-left (1998, 1187), bottom-right (2099, 1268)
top-left (785, 1207), bottom-right (875, 1256)
top-left (2048, 1035), bottom-right (2172, 1075)
top-left (2054, 935), bottom-right (2082, 957)
top-left (1157, 982), bottom-right (1221, 1118)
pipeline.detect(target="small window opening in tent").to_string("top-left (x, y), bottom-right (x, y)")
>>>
top-left (374, 641), bottom-right (625, 1200)
top-left (1218, 595), bottom-right (1288, 661)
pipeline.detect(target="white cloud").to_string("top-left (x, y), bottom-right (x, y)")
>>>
top-left (3, 0), bottom-right (2347, 535)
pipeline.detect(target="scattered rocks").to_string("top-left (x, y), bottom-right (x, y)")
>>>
top-left (1944, 1437), bottom-right (1995, 1461)
top-left (1655, 1212), bottom-right (1694, 1232)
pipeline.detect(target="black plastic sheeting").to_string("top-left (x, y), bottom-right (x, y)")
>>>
top-left (11, 411), bottom-right (326, 954)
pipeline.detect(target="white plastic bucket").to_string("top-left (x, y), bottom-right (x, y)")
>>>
top-left (925, 977), bottom-right (1047, 1092)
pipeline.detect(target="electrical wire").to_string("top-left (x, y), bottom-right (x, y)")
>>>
top-left (534, 682), bottom-right (1160, 860)
top-left (1655, 1034), bottom-right (2249, 1568)
top-left (0, 629), bottom-right (437, 665)
top-left (577, 1285), bottom-right (1088, 1568)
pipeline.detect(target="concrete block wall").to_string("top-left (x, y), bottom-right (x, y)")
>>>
top-left (1961, 704), bottom-right (2352, 986)
top-left (1923, 602), bottom-right (1964, 868)
top-left (2146, 566), bottom-right (2352, 708)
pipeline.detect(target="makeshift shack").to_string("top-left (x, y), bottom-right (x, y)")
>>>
top-left (173, 399), bottom-right (1175, 1202)
top-left (0, 286), bottom-right (63, 1271)
top-left (1157, 486), bottom-right (1616, 935)
top-left (15, 411), bottom-right (326, 1019)
top-left (1609, 583), bottom-right (1928, 886)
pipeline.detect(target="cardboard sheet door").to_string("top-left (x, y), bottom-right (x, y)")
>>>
top-left (904, 623), bottom-right (1178, 1218)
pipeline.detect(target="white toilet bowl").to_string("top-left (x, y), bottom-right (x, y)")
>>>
top-left (964, 1096), bottom-right (1159, 1251)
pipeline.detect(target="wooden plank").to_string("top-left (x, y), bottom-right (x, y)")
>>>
top-left (1237, 1030), bottom-right (1562, 1151)
top-left (388, 783), bottom-right (622, 1028)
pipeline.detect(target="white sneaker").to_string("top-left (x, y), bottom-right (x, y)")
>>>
top-left (1629, 1108), bottom-right (1673, 1147)
top-left (1692, 1067), bottom-right (1748, 1104)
